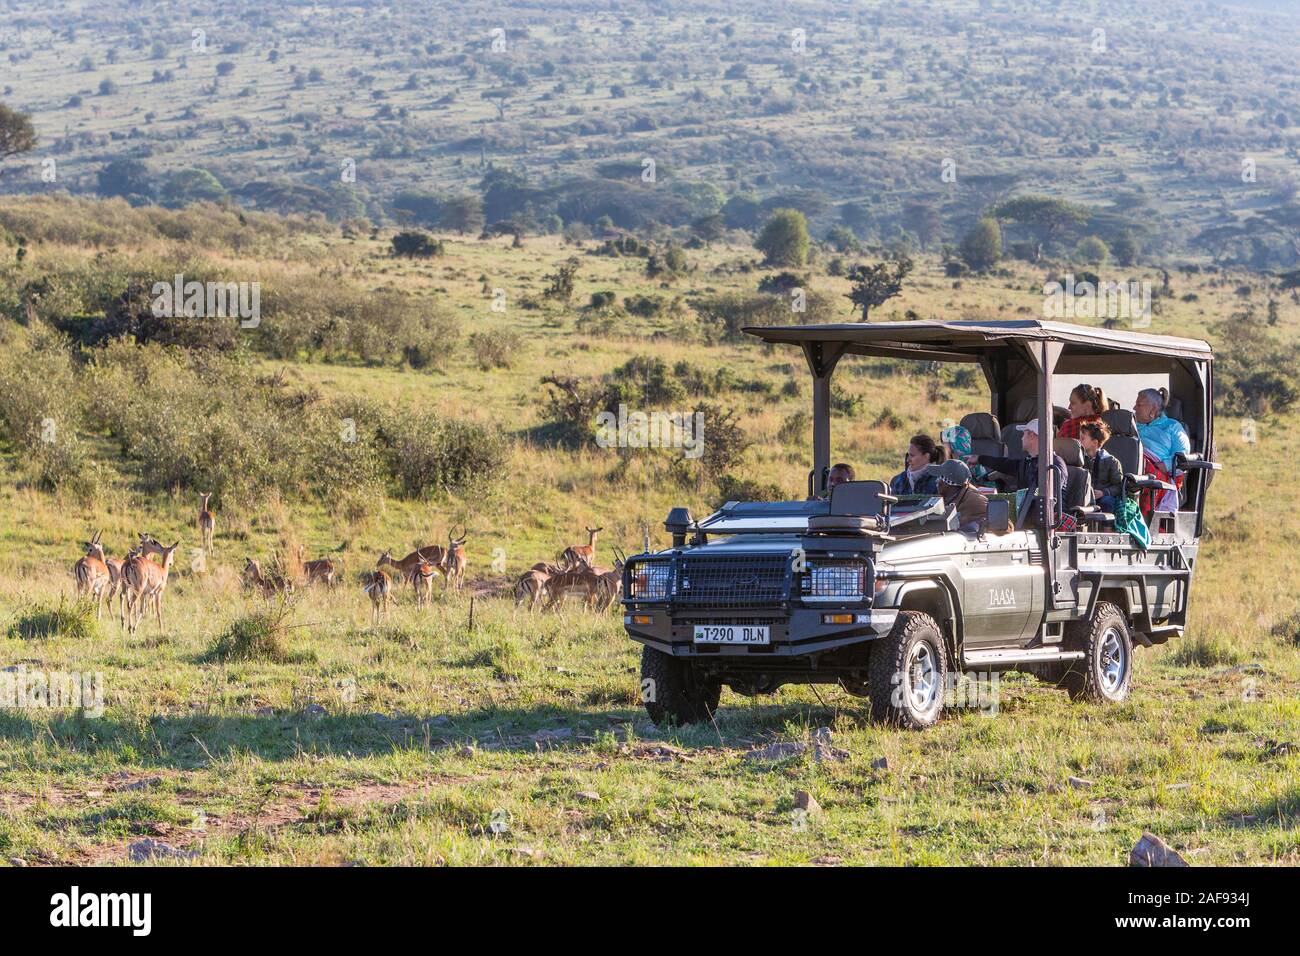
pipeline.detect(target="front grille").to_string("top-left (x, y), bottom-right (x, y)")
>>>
top-left (675, 554), bottom-right (791, 608)
top-left (672, 616), bottom-right (786, 626)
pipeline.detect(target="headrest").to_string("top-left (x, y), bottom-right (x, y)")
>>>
top-left (1053, 437), bottom-right (1084, 467)
top-left (1012, 397), bottom-right (1036, 422)
top-left (1102, 408), bottom-right (1138, 437)
top-left (829, 479), bottom-right (891, 517)
top-left (959, 412), bottom-right (1001, 441)
top-left (1165, 396), bottom-right (1184, 422)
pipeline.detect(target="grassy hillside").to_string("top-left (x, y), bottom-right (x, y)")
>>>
top-left (0, 196), bottom-right (1297, 865)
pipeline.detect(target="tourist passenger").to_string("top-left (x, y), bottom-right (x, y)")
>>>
top-left (924, 459), bottom-right (989, 534)
top-left (827, 462), bottom-right (856, 489)
top-left (966, 419), bottom-right (1067, 528)
top-left (1078, 421), bottom-right (1123, 512)
top-left (1059, 383), bottom-right (1107, 441)
top-left (1133, 388), bottom-right (1190, 471)
top-left (890, 435), bottom-right (944, 496)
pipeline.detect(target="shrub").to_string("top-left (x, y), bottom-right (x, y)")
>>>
top-left (390, 231), bottom-right (444, 258)
top-left (206, 603), bottom-right (294, 662)
top-left (377, 409), bottom-right (508, 498)
top-left (469, 329), bottom-right (524, 370)
top-left (7, 596), bottom-right (99, 641)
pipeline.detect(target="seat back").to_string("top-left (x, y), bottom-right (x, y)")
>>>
top-left (1063, 466), bottom-right (1092, 512)
top-left (1105, 434), bottom-right (1143, 477)
top-left (1053, 437), bottom-right (1084, 467)
top-left (829, 479), bottom-right (892, 518)
top-left (1102, 408), bottom-right (1138, 437)
top-left (1001, 423), bottom-right (1024, 461)
top-left (960, 412), bottom-right (1003, 459)
top-left (1011, 396), bottom-right (1036, 423)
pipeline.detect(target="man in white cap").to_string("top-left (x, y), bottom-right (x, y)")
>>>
top-left (964, 419), bottom-right (1068, 528)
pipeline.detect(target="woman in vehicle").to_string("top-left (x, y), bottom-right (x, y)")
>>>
top-left (940, 424), bottom-right (991, 485)
top-left (890, 435), bottom-right (945, 496)
top-left (1059, 383), bottom-right (1108, 441)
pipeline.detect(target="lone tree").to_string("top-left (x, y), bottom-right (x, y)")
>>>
top-left (543, 257), bottom-right (580, 304)
top-left (0, 103), bottom-right (37, 176)
top-left (754, 208), bottom-right (810, 267)
top-left (989, 195), bottom-right (1090, 261)
top-left (845, 255), bottom-right (913, 322)
top-left (391, 231), bottom-right (444, 258)
top-left (959, 217), bottom-right (1002, 272)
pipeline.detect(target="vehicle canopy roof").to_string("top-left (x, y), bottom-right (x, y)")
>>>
top-left (743, 319), bottom-right (1213, 365)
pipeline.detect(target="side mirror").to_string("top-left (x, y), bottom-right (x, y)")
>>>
top-left (987, 498), bottom-right (1011, 535)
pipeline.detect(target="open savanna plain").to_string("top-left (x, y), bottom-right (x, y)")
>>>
top-left (0, 197), bottom-right (1297, 866)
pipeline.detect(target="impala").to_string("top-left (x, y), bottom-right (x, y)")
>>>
top-left (197, 492), bottom-right (215, 553)
top-left (74, 531), bottom-right (111, 619)
top-left (542, 564), bottom-right (604, 613)
top-left (443, 528), bottom-right (467, 590)
top-left (377, 546), bottom-right (444, 592)
top-left (559, 526), bottom-right (602, 570)
top-left (592, 547), bottom-right (627, 613)
top-left (514, 568), bottom-right (552, 611)
top-left (411, 560), bottom-right (439, 606)
top-left (363, 569), bottom-right (392, 623)
top-left (242, 558), bottom-right (292, 597)
top-left (296, 545), bottom-right (338, 588)
top-left (122, 539), bottom-right (180, 634)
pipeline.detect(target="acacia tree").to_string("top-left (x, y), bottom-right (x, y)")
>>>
top-left (844, 255), bottom-right (913, 322)
top-left (754, 208), bottom-right (809, 267)
top-left (0, 103), bottom-right (37, 176)
top-left (989, 195), bottom-right (1090, 261)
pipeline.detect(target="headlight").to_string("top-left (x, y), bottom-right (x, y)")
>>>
top-left (801, 563), bottom-right (867, 602)
top-left (628, 561), bottom-right (672, 600)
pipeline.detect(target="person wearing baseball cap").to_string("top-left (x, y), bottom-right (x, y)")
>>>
top-left (964, 418), bottom-right (1068, 528)
top-left (923, 459), bottom-right (989, 534)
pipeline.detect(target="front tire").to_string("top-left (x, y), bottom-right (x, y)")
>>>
top-left (868, 610), bottom-right (947, 728)
top-left (1060, 602), bottom-right (1133, 703)
top-left (640, 645), bottom-right (721, 727)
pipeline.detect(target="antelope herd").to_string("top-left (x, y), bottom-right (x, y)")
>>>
top-left (70, 493), bottom-right (628, 630)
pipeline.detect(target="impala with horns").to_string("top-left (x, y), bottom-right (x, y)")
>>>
top-left (443, 528), bottom-right (467, 590)
top-left (559, 526), bottom-right (603, 570)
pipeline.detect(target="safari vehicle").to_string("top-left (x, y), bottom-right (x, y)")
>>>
top-left (622, 320), bottom-right (1219, 728)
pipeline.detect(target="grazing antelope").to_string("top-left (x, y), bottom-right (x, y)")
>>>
top-left (531, 561), bottom-right (565, 575)
top-left (363, 569), bottom-right (392, 623)
top-left (443, 528), bottom-right (467, 590)
top-left (559, 526), bottom-right (602, 570)
top-left (197, 493), bottom-right (215, 553)
top-left (296, 545), bottom-right (338, 588)
top-left (122, 540), bottom-right (180, 634)
top-left (74, 531), bottom-right (112, 619)
top-left (514, 568), bottom-right (552, 611)
top-left (592, 547), bottom-right (627, 613)
top-left (542, 564), bottom-right (603, 613)
top-left (242, 558), bottom-right (293, 598)
top-left (377, 547), bottom-right (444, 594)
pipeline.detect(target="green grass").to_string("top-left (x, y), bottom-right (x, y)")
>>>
top-left (1, 209), bottom-right (1298, 866)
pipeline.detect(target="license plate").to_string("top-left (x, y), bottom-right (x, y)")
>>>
top-left (693, 624), bottom-right (771, 645)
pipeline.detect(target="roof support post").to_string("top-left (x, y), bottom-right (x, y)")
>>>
top-left (1038, 340), bottom-right (1063, 604)
top-left (802, 341), bottom-right (847, 494)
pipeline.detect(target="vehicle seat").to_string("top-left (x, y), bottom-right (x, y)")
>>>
top-left (1053, 437), bottom-right (1084, 467)
top-left (1063, 465), bottom-right (1092, 514)
top-left (1101, 409), bottom-right (1144, 477)
top-left (828, 479), bottom-right (892, 518)
top-left (1001, 423), bottom-right (1024, 461)
top-left (960, 412), bottom-right (1003, 459)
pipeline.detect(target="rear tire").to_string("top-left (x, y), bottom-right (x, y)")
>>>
top-left (868, 610), bottom-right (947, 728)
top-left (1060, 602), bottom-right (1133, 703)
top-left (640, 645), bottom-right (721, 727)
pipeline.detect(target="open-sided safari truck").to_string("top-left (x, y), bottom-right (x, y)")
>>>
top-left (622, 320), bottom-right (1219, 728)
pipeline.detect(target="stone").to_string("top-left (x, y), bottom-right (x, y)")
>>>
top-left (128, 839), bottom-right (197, 862)
top-left (871, 756), bottom-right (890, 771)
top-left (793, 790), bottom-right (822, 815)
top-left (744, 741), bottom-right (807, 762)
top-left (576, 790), bottom-right (601, 803)
top-left (1129, 832), bottom-right (1189, 867)
top-left (123, 777), bottom-right (164, 792)
top-left (1067, 776), bottom-right (1093, 789)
